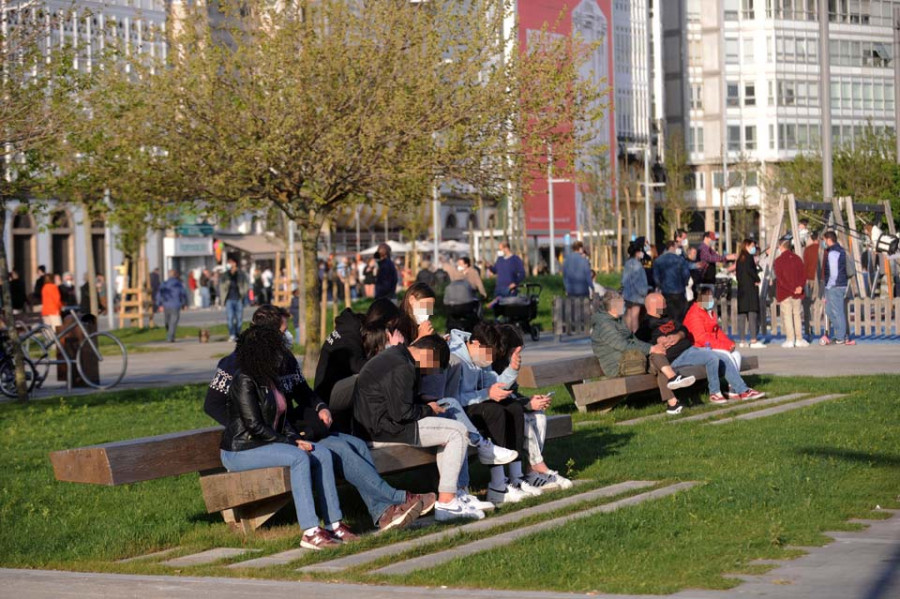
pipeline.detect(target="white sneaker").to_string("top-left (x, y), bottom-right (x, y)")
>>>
top-left (486, 482), bottom-right (527, 505)
top-left (737, 341), bottom-right (748, 348)
top-left (795, 339), bottom-right (810, 347)
top-left (435, 498), bottom-right (484, 521)
top-left (456, 489), bottom-right (495, 511)
top-left (476, 438), bottom-right (518, 466)
top-left (749, 341), bottom-right (767, 348)
top-left (667, 374), bottom-right (696, 390)
top-left (545, 469), bottom-right (574, 490)
top-left (514, 480), bottom-right (543, 497)
top-left (781, 340), bottom-right (795, 348)
top-left (524, 471), bottom-right (561, 492)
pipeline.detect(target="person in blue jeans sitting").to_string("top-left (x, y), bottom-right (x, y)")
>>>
top-left (644, 292), bottom-right (764, 407)
top-left (209, 307), bottom-right (432, 539)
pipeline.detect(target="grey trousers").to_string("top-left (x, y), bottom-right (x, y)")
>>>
top-left (415, 417), bottom-right (468, 494)
top-left (164, 307), bottom-right (180, 342)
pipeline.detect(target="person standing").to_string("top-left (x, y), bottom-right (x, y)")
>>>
top-left (59, 272), bottom-right (78, 307)
top-left (446, 256), bottom-right (487, 299)
top-left (33, 265), bottom-right (47, 309)
top-left (773, 239), bottom-right (808, 348)
top-left (149, 268), bottom-right (161, 313)
top-left (562, 241), bottom-right (593, 298)
top-left (156, 269), bottom-right (189, 343)
top-left (802, 231), bottom-right (821, 338)
top-left (199, 269), bottom-right (212, 308)
top-left (697, 231), bottom-right (736, 286)
top-left (674, 229), bottom-right (689, 256)
top-left (622, 242), bottom-right (650, 333)
top-left (9, 269), bottom-right (28, 313)
top-left (261, 266), bottom-right (274, 304)
top-left (374, 243), bottom-right (398, 300)
top-left (652, 241), bottom-right (691, 321)
top-left (223, 258), bottom-right (249, 342)
top-left (40, 274), bottom-right (63, 328)
top-left (489, 241), bottom-right (526, 299)
top-left (735, 239), bottom-right (765, 348)
top-left (821, 231), bottom-right (855, 346)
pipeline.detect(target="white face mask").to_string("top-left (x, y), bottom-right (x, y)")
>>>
top-left (413, 308), bottom-right (430, 325)
top-left (283, 330), bottom-right (294, 350)
top-left (676, 248), bottom-right (684, 256)
top-left (497, 250), bottom-right (504, 258)
top-left (681, 238), bottom-right (689, 248)
top-left (457, 265), bottom-right (465, 272)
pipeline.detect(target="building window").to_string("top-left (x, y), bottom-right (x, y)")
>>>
top-left (725, 0), bottom-right (739, 20)
top-left (745, 125), bottom-right (757, 150)
top-left (689, 38), bottom-right (702, 66)
top-left (727, 82), bottom-right (740, 107)
top-left (726, 38), bottom-right (740, 64)
top-left (743, 38), bottom-right (755, 63)
top-left (742, 0), bottom-right (755, 19)
top-left (728, 125), bottom-right (741, 152)
top-left (744, 83), bottom-right (756, 106)
top-left (769, 123), bottom-right (775, 150)
top-left (688, 126), bottom-right (705, 153)
top-left (690, 83), bottom-right (703, 109)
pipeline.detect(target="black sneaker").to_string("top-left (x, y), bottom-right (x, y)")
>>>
top-left (666, 401), bottom-right (684, 415)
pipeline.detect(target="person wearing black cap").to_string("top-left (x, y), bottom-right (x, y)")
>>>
top-left (697, 232), bottom-right (736, 286)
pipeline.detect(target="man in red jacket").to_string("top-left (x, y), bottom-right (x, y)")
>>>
top-left (774, 239), bottom-right (809, 348)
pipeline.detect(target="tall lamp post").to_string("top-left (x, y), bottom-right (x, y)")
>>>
top-left (546, 144), bottom-right (570, 275)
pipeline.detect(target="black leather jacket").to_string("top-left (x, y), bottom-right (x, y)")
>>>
top-left (220, 371), bottom-right (301, 452)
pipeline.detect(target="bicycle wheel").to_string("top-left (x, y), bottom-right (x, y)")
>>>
top-left (76, 332), bottom-right (127, 389)
top-left (0, 357), bottom-right (37, 398)
top-left (21, 330), bottom-right (51, 385)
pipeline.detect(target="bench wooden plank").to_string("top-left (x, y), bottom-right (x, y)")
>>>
top-left (49, 427), bottom-right (224, 486)
top-left (518, 356), bottom-right (604, 388)
top-left (572, 356), bottom-right (759, 413)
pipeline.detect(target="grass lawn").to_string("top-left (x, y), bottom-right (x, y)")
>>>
top-left (0, 371), bottom-right (896, 594)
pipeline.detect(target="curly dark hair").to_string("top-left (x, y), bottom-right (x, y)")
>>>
top-left (236, 325), bottom-right (289, 385)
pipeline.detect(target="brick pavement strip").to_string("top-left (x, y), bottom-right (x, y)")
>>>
top-left (369, 482), bottom-right (700, 577)
top-left (707, 394), bottom-right (846, 425)
top-left (615, 393), bottom-right (809, 426)
top-left (298, 480), bottom-right (657, 574)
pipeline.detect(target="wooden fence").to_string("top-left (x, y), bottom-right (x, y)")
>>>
top-left (552, 295), bottom-right (900, 340)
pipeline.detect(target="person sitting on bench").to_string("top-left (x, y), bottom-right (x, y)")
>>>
top-left (644, 292), bottom-right (764, 406)
top-left (219, 325), bottom-right (356, 550)
top-left (447, 323), bottom-right (568, 504)
top-left (683, 286), bottom-right (742, 371)
top-left (206, 306), bottom-right (432, 535)
top-left (417, 334), bottom-right (515, 513)
top-left (353, 335), bottom-right (485, 521)
top-left (591, 290), bottom-right (696, 415)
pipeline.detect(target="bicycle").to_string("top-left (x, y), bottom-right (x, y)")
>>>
top-left (0, 331), bottom-right (37, 398)
top-left (16, 307), bottom-right (128, 390)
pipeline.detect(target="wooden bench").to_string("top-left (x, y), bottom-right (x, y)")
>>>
top-left (49, 415), bottom-right (573, 533)
top-left (519, 355), bottom-right (759, 414)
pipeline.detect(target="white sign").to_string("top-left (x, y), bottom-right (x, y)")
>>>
top-left (164, 236), bottom-right (213, 257)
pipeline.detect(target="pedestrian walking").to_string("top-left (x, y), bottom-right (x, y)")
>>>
top-left (222, 258), bottom-right (250, 342)
top-left (156, 269), bottom-right (189, 343)
top-left (562, 241), bottom-right (593, 298)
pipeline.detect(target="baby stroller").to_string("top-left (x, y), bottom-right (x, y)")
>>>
top-left (494, 283), bottom-right (542, 341)
top-left (443, 280), bottom-right (482, 333)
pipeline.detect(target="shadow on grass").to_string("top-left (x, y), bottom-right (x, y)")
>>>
top-left (798, 447), bottom-right (900, 467)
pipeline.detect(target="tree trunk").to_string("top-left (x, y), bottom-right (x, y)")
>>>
top-left (301, 224), bottom-right (322, 380)
top-left (81, 203), bottom-right (99, 316)
top-left (297, 226), bottom-right (306, 346)
top-left (0, 208), bottom-right (28, 400)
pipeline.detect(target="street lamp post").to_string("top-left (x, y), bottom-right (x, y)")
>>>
top-left (432, 181), bottom-right (440, 268)
top-left (546, 144), bottom-right (570, 275)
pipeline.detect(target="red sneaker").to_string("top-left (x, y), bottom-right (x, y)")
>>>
top-left (709, 393), bottom-right (728, 404)
top-left (329, 522), bottom-right (359, 543)
top-left (300, 527), bottom-right (341, 550)
top-left (738, 389), bottom-right (766, 401)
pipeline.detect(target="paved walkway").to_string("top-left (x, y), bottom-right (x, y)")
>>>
top-left (1, 509), bottom-right (896, 598)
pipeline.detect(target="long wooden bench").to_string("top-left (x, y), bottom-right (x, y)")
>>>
top-left (50, 414), bottom-right (573, 533)
top-left (519, 354), bottom-right (759, 414)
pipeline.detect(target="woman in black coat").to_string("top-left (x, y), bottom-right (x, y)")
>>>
top-left (735, 239), bottom-right (765, 348)
top-left (219, 325), bottom-right (354, 550)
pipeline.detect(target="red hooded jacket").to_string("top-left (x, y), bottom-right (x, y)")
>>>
top-left (683, 302), bottom-right (735, 351)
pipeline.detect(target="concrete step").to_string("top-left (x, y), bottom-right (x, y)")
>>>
top-left (707, 394), bottom-right (846, 425)
top-left (227, 548), bottom-right (308, 570)
top-left (298, 480), bottom-right (657, 574)
top-left (369, 482), bottom-right (700, 577)
top-left (116, 548), bottom-right (179, 564)
top-left (161, 548), bottom-right (260, 568)
top-left (669, 393), bottom-right (810, 424)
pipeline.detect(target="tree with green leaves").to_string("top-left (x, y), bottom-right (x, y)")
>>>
top-left (659, 129), bottom-right (691, 241)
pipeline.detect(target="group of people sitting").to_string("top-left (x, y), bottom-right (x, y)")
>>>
top-left (203, 282), bottom-right (571, 550)
top-left (592, 285), bottom-right (765, 416)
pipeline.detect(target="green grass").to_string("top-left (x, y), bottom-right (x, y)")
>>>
top-left (0, 373), bottom-right (896, 594)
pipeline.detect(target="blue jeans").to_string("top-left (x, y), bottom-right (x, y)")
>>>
top-left (317, 433), bottom-right (406, 526)
top-left (672, 347), bottom-right (748, 395)
top-left (825, 286), bottom-right (848, 341)
top-left (220, 442), bottom-right (342, 531)
top-left (225, 299), bottom-right (243, 339)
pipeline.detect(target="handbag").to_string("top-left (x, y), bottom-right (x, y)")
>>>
top-left (617, 349), bottom-right (648, 377)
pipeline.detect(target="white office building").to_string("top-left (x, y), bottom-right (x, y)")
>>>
top-left (660, 0), bottom-right (898, 237)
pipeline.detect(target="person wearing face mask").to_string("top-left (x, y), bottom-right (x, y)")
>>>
top-left (674, 229), bottom-right (689, 256)
top-left (622, 241), bottom-right (650, 333)
top-left (400, 282), bottom-right (437, 340)
top-left (735, 239), bottom-right (766, 349)
top-left (59, 272), bottom-right (78, 306)
top-left (652, 241), bottom-right (692, 322)
top-left (774, 238), bottom-right (809, 348)
top-left (488, 241), bottom-right (526, 299)
top-left (683, 287), bottom-right (742, 373)
top-left (649, 290), bottom-right (764, 404)
top-left (206, 305), bottom-right (432, 535)
top-left (445, 256), bottom-right (487, 299)
top-left (373, 243), bottom-right (399, 300)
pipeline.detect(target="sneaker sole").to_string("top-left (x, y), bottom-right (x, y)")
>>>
top-left (667, 376), bottom-right (696, 390)
top-left (379, 502), bottom-right (423, 534)
top-left (300, 540), bottom-right (338, 551)
top-left (418, 498), bottom-right (436, 516)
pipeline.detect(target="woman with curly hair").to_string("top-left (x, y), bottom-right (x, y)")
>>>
top-left (220, 325), bottom-right (356, 550)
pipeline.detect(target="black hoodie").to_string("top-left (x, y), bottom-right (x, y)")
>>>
top-left (314, 308), bottom-right (367, 404)
top-left (646, 315), bottom-right (694, 362)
